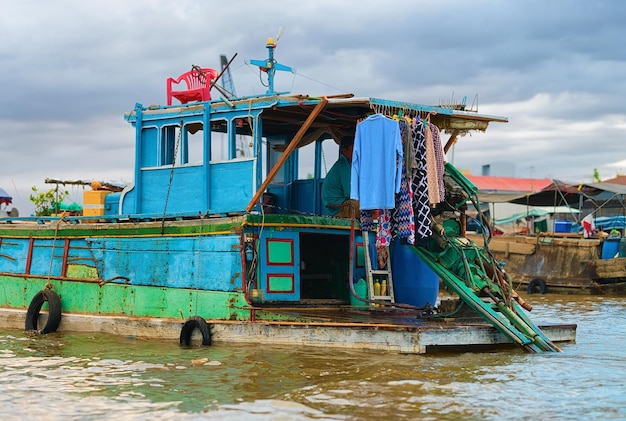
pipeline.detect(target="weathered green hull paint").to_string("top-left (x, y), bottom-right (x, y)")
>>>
top-left (0, 275), bottom-right (251, 321)
top-left (0, 217), bottom-right (244, 238)
top-left (0, 214), bottom-right (352, 241)
top-left (66, 264), bottom-right (99, 279)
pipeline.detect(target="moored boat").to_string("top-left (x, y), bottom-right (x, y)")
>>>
top-left (0, 38), bottom-right (575, 353)
top-left (467, 179), bottom-right (626, 295)
top-left (468, 232), bottom-right (626, 295)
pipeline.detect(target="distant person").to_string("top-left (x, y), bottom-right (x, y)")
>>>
top-left (322, 136), bottom-right (360, 218)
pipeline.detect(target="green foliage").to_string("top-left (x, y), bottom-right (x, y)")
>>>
top-left (593, 168), bottom-right (601, 183)
top-left (29, 186), bottom-right (69, 216)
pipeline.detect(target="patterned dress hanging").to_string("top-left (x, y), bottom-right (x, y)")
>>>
top-left (360, 210), bottom-right (393, 248)
top-left (359, 209), bottom-right (392, 268)
top-left (410, 120), bottom-right (432, 239)
top-left (391, 119), bottom-right (415, 244)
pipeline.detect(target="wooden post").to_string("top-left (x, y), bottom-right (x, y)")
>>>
top-left (245, 98), bottom-right (328, 213)
top-left (443, 129), bottom-right (460, 154)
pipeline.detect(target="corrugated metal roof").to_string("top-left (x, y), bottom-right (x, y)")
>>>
top-left (466, 175), bottom-right (553, 193)
top-left (601, 175), bottom-right (626, 185)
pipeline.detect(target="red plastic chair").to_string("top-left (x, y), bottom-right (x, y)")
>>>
top-left (166, 67), bottom-right (219, 105)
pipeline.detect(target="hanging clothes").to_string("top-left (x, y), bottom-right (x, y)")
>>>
top-left (359, 210), bottom-right (393, 248)
top-left (359, 209), bottom-right (392, 268)
top-left (582, 214), bottom-right (595, 238)
top-left (351, 114), bottom-right (403, 210)
top-left (401, 117), bottom-right (418, 181)
top-left (391, 118), bottom-right (415, 244)
top-left (424, 123), bottom-right (441, 206)
top-left (410, 119), bottom-right (432, 239)
top-left (429, 122), bottom-right (446, 202)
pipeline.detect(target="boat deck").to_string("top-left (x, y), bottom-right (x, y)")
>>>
top-left (0, 302), bottom-right (576, 354)
top-left (246, 305), bottom-right (576, 353)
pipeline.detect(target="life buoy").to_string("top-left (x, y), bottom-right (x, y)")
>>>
top-left (179, 316), bottom-right (212, 346)
top-left (25, 289), bottom-right (62, 334)
top-left (527, 279), bottom-right (547, 295)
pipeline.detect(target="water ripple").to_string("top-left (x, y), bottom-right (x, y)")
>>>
top-left (0, 295), bottom-right (624, 420)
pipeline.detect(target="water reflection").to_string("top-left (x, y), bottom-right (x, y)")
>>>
top-left (0, 295), bottom-right (624, 420)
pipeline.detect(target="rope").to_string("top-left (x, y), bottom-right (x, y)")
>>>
top-left (194, 227), bottom-right (201, 313)
top-left (246, 100), bottom-right (255, 157)
top-left (289, 71), bottom-right (348, 95)
top-left (191, 65), bottom-right (207, 84)
top-left (161, 121), bottom-right (182, 234)
top-left (321, 141), bottom-right (328, 175)
top-left (45, 213), bottom-right (68, 289)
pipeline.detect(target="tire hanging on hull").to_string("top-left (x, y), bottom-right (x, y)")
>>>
top-left (527, 278), bottom-right (547, 294)
top-left (25, 289), bottom-right (62, 334)
top-left (179, 316), bottom-right (212, 346)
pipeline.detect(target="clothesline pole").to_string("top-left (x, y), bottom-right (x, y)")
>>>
top-left (245, 98), bottom-right (328, 213)
top-left (443, 129), bottom-right (460, 154)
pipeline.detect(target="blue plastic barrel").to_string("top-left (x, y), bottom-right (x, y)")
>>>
top-left (601, 237), bottom-right (621, 259)
top-left (391, 241), bottom-right (439, 307)
top-left (554, 220), bottom-right (572, 233)
top-left (620, 238), bottom-right (626, 258)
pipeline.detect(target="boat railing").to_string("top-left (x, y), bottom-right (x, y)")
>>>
top-left (0, 211), bottom-right (243, 226)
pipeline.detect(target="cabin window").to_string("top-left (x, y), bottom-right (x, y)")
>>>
top-left (183, 123), bottom-right (203, 165)
top-left (140, 127), bottom-right (158, 167)
top-left (267, 138), bottom-right (286, 183)
top-left (161, 125), bottom-right (178, 165)
top-left (210, 119), bottom-right (229, 161)
top-left (160, 123), bottom-right (204, 166)
top-left (321, 138), bottom-right (339, 178)
top-left (210, 118), bottom-right (255, 161)
top-left (296, 142), bottom-right (316, 180)
top-left (234, 118), bottom-right (254, 158)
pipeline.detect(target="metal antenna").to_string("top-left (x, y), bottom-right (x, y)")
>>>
top-left (247, 35), bottom-right (294, 95)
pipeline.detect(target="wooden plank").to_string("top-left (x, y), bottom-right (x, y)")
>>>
top-left (593, 258), bottom-right (626, 278)
top-left (468, 235), bottom-right (535, 255)
top-left (488, 240), bottom-right (535, 255)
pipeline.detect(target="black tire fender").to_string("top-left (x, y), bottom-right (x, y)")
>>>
top-left (527, 278), bottom-right (547, 295)
top-left (179, 316), bottom-right (212, 346)
top-left (25, 289), bottom-right (62, 334)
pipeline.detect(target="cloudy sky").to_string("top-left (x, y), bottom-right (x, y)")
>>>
top-left (1, 0), bottom-right (625, 215)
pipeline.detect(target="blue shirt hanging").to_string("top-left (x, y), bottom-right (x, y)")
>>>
top-left (350, 114), bottom-right (403, 210)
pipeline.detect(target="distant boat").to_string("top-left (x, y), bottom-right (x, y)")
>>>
top-left (0, 187), bottom-right (12, 206)
top-left (467, 179), bottom-right (626, 295)
top-left (0, 187), bottom-right (18, 217)
top-left (0, 38), bottom-right (574, 353)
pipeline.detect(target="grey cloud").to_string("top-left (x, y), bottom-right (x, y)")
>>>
top-left (2, 0), bottom-right (626, 215)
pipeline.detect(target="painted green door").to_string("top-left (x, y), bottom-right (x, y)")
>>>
top-left (258, 228), bottom-right (300, 301)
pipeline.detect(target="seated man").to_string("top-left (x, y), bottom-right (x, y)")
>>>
top-left (322, 136), bottom-right (360, 218)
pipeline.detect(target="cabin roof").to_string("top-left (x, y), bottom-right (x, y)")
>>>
top-left (255, 96), bottom-right (508, 144)
top-left (128, 94), bottom-right (509, 147)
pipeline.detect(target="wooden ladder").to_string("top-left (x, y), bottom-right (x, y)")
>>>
top-left (362, 231), bottom-right (395, 306)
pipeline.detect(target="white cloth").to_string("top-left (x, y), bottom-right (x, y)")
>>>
top-left (582, 214), bottom-right (595, 238)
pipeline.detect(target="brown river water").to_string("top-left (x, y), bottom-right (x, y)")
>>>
top-left (0, 294), bottom-right (624, 420)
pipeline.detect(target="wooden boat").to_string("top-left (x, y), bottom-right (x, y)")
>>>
top-left (0, 38), bottom-right (575, 353)
top-left (466, 180), bottom-right (626, 295)
top-left (467, 233), bottom-right (626, 295)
